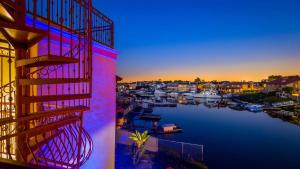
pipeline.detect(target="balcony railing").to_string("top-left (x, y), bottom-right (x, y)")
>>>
top-left (92, 7), bottom-right (114, 48)
top-left (25, 0), bottom-right (114, 48)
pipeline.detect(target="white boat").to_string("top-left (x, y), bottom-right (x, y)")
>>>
top-left (245, 104), bottom-right (263, 112)
top-left (222, 93), bottom-right (232, 98)
top-left (168, 92), bottom-right (179, 98)
top-left (142, 102), bottom-right (149, 109)
top-left (154, 90), bottom-right (166, 97)
top-left (182, 93), bottom-right (194, 100)
top-left (274, 110), bottom-right (295, 117)
top-left (193, 90), bottom-right (222, 99)
top-left (155, 96), bottom-right (162, 102)
top-left (272, 101), bottom-right (295, 108)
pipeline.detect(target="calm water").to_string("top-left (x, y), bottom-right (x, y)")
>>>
top-left (152, 102), bottom-right (300, 169)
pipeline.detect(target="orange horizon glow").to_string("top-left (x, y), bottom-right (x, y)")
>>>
top-left (121, 73), bottom-right (300, 83)
top-left (119, 57), bottom-right (300, 82)
top-left (120, 62), bottom-right (300, 82)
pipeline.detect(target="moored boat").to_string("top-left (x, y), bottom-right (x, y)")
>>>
top-left (245, 104), bottom-right (263, 112)
top-left (156, 123), bottom-right (183, 134)
top-left (193, 90), bottom-right (222, 99)
top-left (154, 89), bottom-right (167, 97)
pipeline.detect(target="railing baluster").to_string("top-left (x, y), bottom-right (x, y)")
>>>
top-left (7, 43), bottom-right (11, 118)
top-left (1, 0), bottom-right (107, 167)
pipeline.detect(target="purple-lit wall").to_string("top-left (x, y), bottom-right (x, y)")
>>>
top-left (33, 28), bottom-right (118, 169)
top-left (81, 44), bottom-right (118, 169)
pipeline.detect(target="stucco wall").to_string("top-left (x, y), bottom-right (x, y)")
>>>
top-left (81, 45), bottom-right (118, 169)
top-left (36, 39), bottom-right (118, 168)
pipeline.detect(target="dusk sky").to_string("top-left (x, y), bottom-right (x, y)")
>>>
top-left (94, 0), bottom-right (300, 82)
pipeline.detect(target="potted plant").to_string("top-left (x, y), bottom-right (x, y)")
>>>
top-left (129, 130), bottom-right (150, 164)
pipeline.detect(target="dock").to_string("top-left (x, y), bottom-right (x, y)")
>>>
top-left (139, 114), bottom-right (161, 121)
top-left (263, 107), bottom-right (281, 111)
top-left (232, 98), bottom-right (248, 105)
top-left (154, 102), bottom-right (177, 107)
top-left (143, 100), bottom-right (177, 107)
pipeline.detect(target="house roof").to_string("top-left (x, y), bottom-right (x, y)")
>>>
top-left (268, 76), bottom-right (300, 86)
top-left (116, 75), bottom-right (123, 82)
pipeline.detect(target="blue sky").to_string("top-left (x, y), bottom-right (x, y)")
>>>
top-left (94, 0), bottom-right (300, 82)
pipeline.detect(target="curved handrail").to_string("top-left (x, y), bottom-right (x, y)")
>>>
top-left (26, 123), bottom-right (93, 168)
top-left (0, 44), bottom-right (81, 92)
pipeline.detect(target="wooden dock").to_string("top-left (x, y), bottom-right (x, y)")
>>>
top-left (139, 114), bottom-right (161, 121)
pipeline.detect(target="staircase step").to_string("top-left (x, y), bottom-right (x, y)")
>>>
top-left (16, 55), bottom-right (78, 68)
top-left (0, 3), bottom-right (14, 22)
top-left (0, 116), bottom-right (80, 141)
top-left (0, 117), bottom-right (13, 126)
top-left (28, 116), bottom-right (80, 138)
top-left (31, 106), bottom-right (89, 119)
top-left (0, 106), bottom-right (89, 126)
top-left (29, 130), bottom-right (62, 148)
top-left (0, 21), bottom-right (47, 48)
top-left (20, 78), bottom-right (90, 85)
top-left (22, 94), bottom-right (91, 103)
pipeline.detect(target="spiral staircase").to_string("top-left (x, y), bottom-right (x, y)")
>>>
top-left (0, 0), bottom-right (114, 168)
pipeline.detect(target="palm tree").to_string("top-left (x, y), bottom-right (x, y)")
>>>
top-left (129, 130), bottom-right (150, 149)
top-left (129, 130), bottom-right (151, 164)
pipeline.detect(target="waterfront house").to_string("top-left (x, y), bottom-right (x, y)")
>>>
top-left (166, 82), bottom-right (179, 91)
top-left (117, 83), bottom-right (128, 93)
top-left (0, 0), bottom-right (118, 168)
top-left (128, 82), bottom-right (138, 90)
top-left (203, 82), bottom-right (218, 91)
top-left (197, 83), bottom-right (206, 91)
top-left (178, 82), bottom-right (198, 92)
top-left (265, 76), bottom-right (300, 93)
top-left (220, 82), bottom-right (263, 94)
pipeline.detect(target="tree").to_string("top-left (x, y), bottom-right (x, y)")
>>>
top-left (268, 75), bottom-right (282, 82)
top-left (129, 130), bottom-right (150, 149)
top-left (282, 87), bottom-right (294, 94)
top-left (194, 77), bottom-right (201, 83)
top-left (129, 130), bottom-right (150, 164)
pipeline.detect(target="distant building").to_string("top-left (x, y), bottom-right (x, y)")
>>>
top-left (166, 82), bottom-right (179, 91)
top-left (177, 83), bottom-right (197, 92)
top-left (265, 76), bottom-right (300, 93)
top-left (220, 82), bottom-right (263, 94)
top-left (117, 83), bottom-right (128, 92)
top-left (137, 81), bottom-right (146, 88)
top-left (128, 83), bottom-right (138, 90)
top-left (197, 83), bottom-right (205, 91)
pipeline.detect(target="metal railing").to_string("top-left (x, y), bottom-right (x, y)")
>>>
top-left (25, 0), bottom-right (114, 48)
top-left (158, 139), bottom-right (204, 162)
top-left (92, 7), bottom-right (114, 48)
top-left (0, 39), bottom-right (15, 160)
top-left (0, 118), bottom-right (93, 168)
top-left (0, 0), bottom-right (103, 168)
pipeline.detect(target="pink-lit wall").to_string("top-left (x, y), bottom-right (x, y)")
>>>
top-left (35, 36), bottom-right (118, 169)
top-left (81, 44), bottom-right (118, 169)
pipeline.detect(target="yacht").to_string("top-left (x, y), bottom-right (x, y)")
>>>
top-left (182, 93), bottom-right (194, 100)
top-left (168, 92), bottom-right (179, 98)
top-left (154, 89), bottom-right (167, 97)
top-left (193, 90), bottom-right (222, 99)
